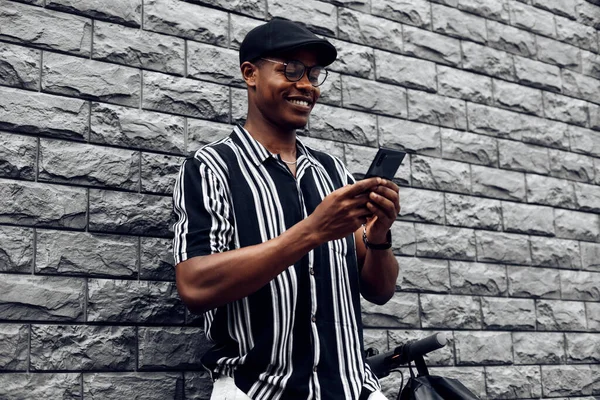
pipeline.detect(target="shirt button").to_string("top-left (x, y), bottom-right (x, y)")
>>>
top-left (309, 267), bottom-right (314, 275)
top-left (311, 315), bottom-right (316, 323)
top-left (313, 366), bottom-right (318, 373)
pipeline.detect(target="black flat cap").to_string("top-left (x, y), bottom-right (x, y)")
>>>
top-left (239, 18), bottom-right (337, 66)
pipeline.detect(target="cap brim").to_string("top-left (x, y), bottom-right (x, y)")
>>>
top-left (271, 40), bottom-right (337, 66)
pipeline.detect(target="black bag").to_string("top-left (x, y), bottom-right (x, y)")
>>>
top-left (399, 355), bottom-right (480, 400)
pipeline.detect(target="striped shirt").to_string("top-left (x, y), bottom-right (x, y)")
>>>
top-left (172, 125), bottom-right (380, 400)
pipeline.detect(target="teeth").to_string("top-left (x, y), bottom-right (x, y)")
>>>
top-left (289, 99), bottom-right (310, 107)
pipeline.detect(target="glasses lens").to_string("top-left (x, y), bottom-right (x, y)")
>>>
top-left (308, 66), bottom-right (326, 86)
top-left (285, 61), bottom-right (305, 81)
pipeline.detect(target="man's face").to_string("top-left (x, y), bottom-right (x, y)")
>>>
top-left (251, 48), bottom-right (322, 130)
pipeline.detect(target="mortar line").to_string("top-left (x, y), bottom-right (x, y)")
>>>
top-left (138, 236), bottom-right (142, 281)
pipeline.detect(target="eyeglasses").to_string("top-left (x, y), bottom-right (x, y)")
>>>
top-left (260, 58), bottom-right (328, 87)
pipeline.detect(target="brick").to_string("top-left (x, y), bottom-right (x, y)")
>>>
top-left (138, 327), bottom-right (211, 370)
top-left (561, 270), bottom-right (600, 301)
top-left (361, 292), bottom-right (420, 328)
top-left (143, 0), bottom-right (228, 45)
top-left (363, 329), bottom-right (388, 355)
top-left (475, 230), bottom-right (532, 264)
top-left (0, 87), bottom-right (88, 140)
top-left (513, 332), bottom-right (566, 364)
top-left (0, 275), bottom-right (84, 321)
top-left (43, 52), bottom-right (140, 107)
top-left (0, 42), bottom-right (40, 90)
top-left (339, 9), bottom-right (403, 53)
top-left (0, 0), bottom-right (91, 56)
top-left (482, 297), bottom-right (536, 329)
top-left (35, 230), bottom-right (138, 278)
top-left (186, 119), bottom-right (232, 151)
top-left (581, 242), bottom-right (600, 272)
top-left (93, 21), bottom-right (184, 75)
top-left (527, 174), bottom-right (577, 208)
top-left (316, 70), bottom-right (342, 107)
top-left (390, 221), bottom-right (417, 255)
top-left (0, 179), bottom-right (87, 229)
top-left (556, 15), bottom-right (599, 52)
top-left (403, 25), bottom-right (462, 66)
top-left (445, 193), bottom-right (502, 230)
top-left (537, 299), bottom-right (587, 330)
top-left (562, 69), bottom-right (600, 104)
top-left (576, 0), bottom-right (600, 29)
top-left (458, 0), bottom-right (510, 22)
top-left (449, 261), bottom-right (507, 296)
top-left (0, 131), bottom-right (36, 180)
top-left (83, 372), bottom-right (181, 400)
top-left (184, 372), bottom-right (213, 400)
top-left (0, 225), bottom-right (33, 273)
top-left (140, 237), bottom-right (175, 281)
top-left (30, 325), bottom-right (135, 371)
top-left (372, 0), bottom-right (431, 28)
top-left (327, 39), bottom-right (374, 80)
top-left (542, 365), bottom-right (594, 397)
top-left (502, 202), bottom-right (555, 236)
top-left (342, 75), bottom-right (407, 118)
top-left (514, 55), bottom-right (562, 92)
top-left (88, 189), bottom-right (172, 237)
top-left (570, 126), bottom-right (600, 158)
top-left (555, 209), bottom-right (600, 241)
top-left (582, 49), bottom-right (600, 79)
top-left (530, 236), bottom-right (581, 269)
top-left (90, 102), bottom-right (185, 154)
top-left (421, 294), bottom-right (481, 329)
top-left (487, 20), bottom-right (537, 57)
top-left (498, 139), bottom-right (550, 174)
top-left (187, 0), bottom-right (265, 18)
top-left (576, 182), bottom-right (600, 213)
top-left (0, 324), bottom-right (28, 371)
top-left (378, 117), bottom-right (441, 156)
top-left (415, 223), bottom-right (476, 260)
top-left (143, 71), bottom-right (229, 121)
top-left (344, 144), bottom-right (378, 176)
top-left (411, 155), bottom-right (470, 193)
top-left (485, 365), bottom-right (542, 399)
top-left (438, 66), bottom-right (493, 105)
top-left (466, 103), bottom-right (520, 140)
top-left (0, 373), bottom-right (80, 400)
top-left (269, 0), bottom-right (337, 36)
top-left (396, 256), bottom-right (450, 292)
top-left (408, 90), bottom-right (467, 130)
top-left (46, 0), bottom-right (141, 27)
top-left (308, 105), bottom-right (377, 146)
top-left (462, 41), bottom-right (514, 80)
top-left (300, 136), bottom-right (345, 161)
top-left (87, 279), bottom-right (184, 323)
top-left (589, 303), bottom-right (600, 330)
top-left (532, 0), bottom-right (577, 19)
top-left (432, 3), bottom-right (487, 43)
top-left (471, 164), bottom-right (526, 201)
top-left (141, 153), bottom-right (184, 195)
top-left (388, 330), bottom-right (454, 365)
top-left (187, 42), bottom-right (243, 86)
top-left (441, 129), bottom-right (497, 166)
top-left (229, 14), bottom-right (263, 50)
top-left (566, 333), bottom-right (600, 363)
top-left (508, 266), bottom-right (560, 298)
top-left (374, 50), bottom-right (436, 92)
top-left (427, 366), bottom-right (487, 399)
top-left (536, 36), bottom-right (581, 70)
top-left (39, 139), bottom-right (139, 190)
top-left (231, 88), bottom-right (249, 125)
top-left (549, 149), bottom-right (595, 182)
top-left (509, 1), bottom-right (557, 37)
top-left (397, 187), bottom-right (445, 224)
top-left (493, 79), bottom-right (544, 116)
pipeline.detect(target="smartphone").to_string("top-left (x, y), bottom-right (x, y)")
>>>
top-left (364, 148), bottom-right (406, 180)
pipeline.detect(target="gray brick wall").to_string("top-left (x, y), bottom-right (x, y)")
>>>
top-left (0, 0), bottom-right (599, 398)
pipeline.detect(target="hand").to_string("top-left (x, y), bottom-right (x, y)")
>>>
top-left (365, 179), bottom-right (400, 244)
top-left (308, 177), bottom-right (380, 243)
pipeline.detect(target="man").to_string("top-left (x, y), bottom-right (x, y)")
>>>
top-left (172, 18), bottom-right (400, 400)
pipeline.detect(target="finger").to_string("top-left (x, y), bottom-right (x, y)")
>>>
top-left (378, 178), bottom-right (400, 193)
top-left (343, 177), bottom-right (381, 197)
top-left (373, 185), bottom-right (399, 204)
top-left (366, 201), bottom-right (394, 223)
top-left (369, 191), bottom-right (398, 220)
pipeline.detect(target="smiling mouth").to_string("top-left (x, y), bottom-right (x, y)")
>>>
top-left (287, 99), bottom-right (312, 108)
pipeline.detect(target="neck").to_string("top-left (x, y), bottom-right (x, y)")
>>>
top-left (243, 115), bottom-right (298, 158)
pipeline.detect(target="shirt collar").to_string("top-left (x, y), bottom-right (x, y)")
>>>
top-left (231, 125), bottom-right (318, 167)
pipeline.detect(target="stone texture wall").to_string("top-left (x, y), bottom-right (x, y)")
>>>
top-left (0, 0), bottom-right (599, 398)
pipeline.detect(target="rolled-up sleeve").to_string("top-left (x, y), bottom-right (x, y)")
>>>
top-left (172, 157), bottom-right (234, 265)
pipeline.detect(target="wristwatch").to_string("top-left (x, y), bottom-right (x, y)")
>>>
top-left (362, 225), bottom-right (392, 250)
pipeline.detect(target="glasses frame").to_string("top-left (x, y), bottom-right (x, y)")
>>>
top-left (260, 58), bottom-right (328, 87)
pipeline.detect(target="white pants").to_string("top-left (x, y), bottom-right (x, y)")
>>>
top-left (210, 375), bottom-right (389, 400)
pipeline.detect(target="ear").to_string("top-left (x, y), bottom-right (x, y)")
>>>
top-left (241, 61), bottom-right (258, 88)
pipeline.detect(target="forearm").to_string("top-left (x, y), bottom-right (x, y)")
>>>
top-left (176, 217), bottom-right (321, 313)
top-left (360, 249), bottom-right (399, 305)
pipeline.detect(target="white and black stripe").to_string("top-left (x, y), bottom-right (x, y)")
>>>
top-left (172, 125), bottom-right (381, 400)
